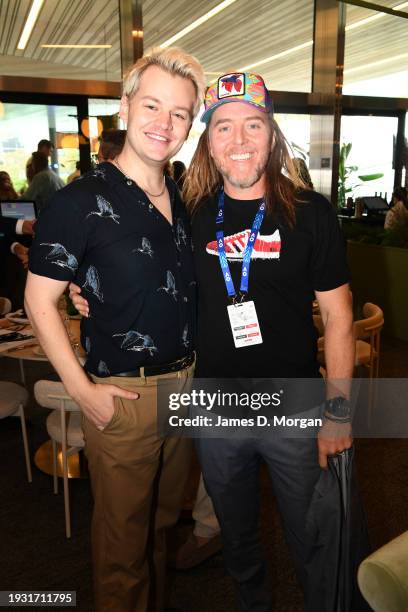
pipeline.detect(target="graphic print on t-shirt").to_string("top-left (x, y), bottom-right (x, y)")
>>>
top-left (206, 229), bottom-right (281, 260)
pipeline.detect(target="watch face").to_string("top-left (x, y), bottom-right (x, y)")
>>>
top-left (326, 396), bottom-right (351, 418)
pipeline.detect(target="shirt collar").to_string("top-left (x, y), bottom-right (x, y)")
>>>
top-left (100, 161), bottom-right (178, 203)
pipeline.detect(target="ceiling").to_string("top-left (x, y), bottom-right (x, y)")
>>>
top-left (0, 0), bottom-right (407, 95)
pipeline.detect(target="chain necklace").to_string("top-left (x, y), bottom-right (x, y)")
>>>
top-left (113, 158), bottom-right (166, 198)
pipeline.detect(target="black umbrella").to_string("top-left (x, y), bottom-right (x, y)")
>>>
top-left (305, 447), bottom-right (371, 612)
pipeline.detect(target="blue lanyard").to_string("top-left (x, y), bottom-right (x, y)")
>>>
top-left (216, 189), bottom-right (266, 300)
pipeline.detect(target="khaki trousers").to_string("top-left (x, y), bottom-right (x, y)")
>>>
top-left (82, 365), bottom-right (194, 612)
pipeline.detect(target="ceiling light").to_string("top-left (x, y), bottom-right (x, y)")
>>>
top-left (234, 1), bottom-right (408, 72)
top-left (160, 0), bottom-right (239, 48)
top-left (346, 1), bottom-right (408, 31)
top-left (41, 44), bottom-right (112, 49)
top-left (344, 52), bottom-right (408, 74)
top-left (238, 41), bottom-right (313, 72)
top-left (17, 0), bottom-right (44, 50)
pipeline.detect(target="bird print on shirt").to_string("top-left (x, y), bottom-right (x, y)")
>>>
top-left (157, 271), bottom-right (178, 301)
top-left (82, 265), bottom-right (104, 302)
top-left (86, 195), bottom-right (120, 224)
top-left (84, 337), bottom-right (91, 354)
top-left (182, 323), bottom-right (189, 349)
top-left (89, 167), bottom-right (107, 180)
top-left (175, 218), bottom-right (187, 250)
top-left (113, 331), bottom-right (158, 356)
top-left (40, 243), bottom-right (78, 273)
top-left (97, 360), bottom-right (110, 376)
top-left (132, 237), bottom-right (154, 258)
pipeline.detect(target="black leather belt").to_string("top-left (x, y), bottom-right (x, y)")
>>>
top-left (112, 353), bottom-right (195, 378)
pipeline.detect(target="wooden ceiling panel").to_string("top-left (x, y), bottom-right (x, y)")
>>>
top-left (0, 0), bottom-right (406, 90)
top-left (143, 0), bottom-right (222, 48)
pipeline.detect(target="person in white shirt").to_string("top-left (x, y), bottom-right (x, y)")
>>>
top-left (384, 187), bottom-right (408, 230)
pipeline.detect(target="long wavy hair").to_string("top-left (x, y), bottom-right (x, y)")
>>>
top-left (183, 116), bottom-right (308, 227)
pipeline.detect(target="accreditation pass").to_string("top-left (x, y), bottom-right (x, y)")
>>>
top-left (227, 300), bottom-right (263, 348)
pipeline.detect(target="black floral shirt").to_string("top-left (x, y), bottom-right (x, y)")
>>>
top-left (29, 162), bottom-right (196, 376)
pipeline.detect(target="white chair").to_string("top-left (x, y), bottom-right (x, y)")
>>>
top-left (0, 297), bottom-right (12, 315)
top-left (0, 381), bottom-right (32, 482)
top-left (34, 380), bottom-right (84, 538)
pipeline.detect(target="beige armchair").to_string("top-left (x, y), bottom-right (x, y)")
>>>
top-left (314, 303), bottom-right (384, 379)
top-left (358, 531), bottom-right (408, 612)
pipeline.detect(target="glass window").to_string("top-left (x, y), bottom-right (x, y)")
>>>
top-left (339, 115), bottom-right (398, 201)
top-left (344, 2), bottom-right (408, 98)
top-left (275, 113), bottom-right (311, 159)
top-left (143, 0), bottom-right (314, 92)
top-left (0, 103), bottom-right (79, 191)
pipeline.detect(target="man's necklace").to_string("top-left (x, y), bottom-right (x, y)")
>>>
top-left (113, 158), bottom-right (166, 198)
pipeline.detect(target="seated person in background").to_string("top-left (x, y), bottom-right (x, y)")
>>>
top-left (0, 217), bottom-right (35, 268)
top-left (0, 171), bottom-right (19, 200)
top-left (384, 186), bottom-right (408, 230)
top-left (97, 129), bottom-right (126, 162)
top-left (21, 152), bottom-right (65, 213)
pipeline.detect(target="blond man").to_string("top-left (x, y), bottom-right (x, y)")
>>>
top-left (25, 48), bottom-right (205, 612)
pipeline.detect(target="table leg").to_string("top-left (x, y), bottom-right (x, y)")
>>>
top-left (19, 359), bottom-right (26, 386)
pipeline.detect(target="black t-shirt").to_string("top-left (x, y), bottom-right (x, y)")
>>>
top-left (29, 162), bottom-right (196, 376)
top-left (192, 190), bottom-right (350, 378)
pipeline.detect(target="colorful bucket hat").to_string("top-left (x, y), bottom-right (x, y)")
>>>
top-left (201, 72), bottom-right (273, 124)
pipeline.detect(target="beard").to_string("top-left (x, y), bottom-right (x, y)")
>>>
top-left (217, 161), bottom-right (266, 189)
top-left (212, 141), bottom-right (272, 191)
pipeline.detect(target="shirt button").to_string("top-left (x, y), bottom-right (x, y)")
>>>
top-left (126, 180), bottom-right (132, 186)
top-left (177, 261), bottom-right (182, 267)
top-left (183, 296), bottom-right (188, 302)
top-left (149, 203), bottom-right (154, 209)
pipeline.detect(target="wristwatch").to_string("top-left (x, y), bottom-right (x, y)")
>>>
top-left (324, 396), bottom-right (351, 423)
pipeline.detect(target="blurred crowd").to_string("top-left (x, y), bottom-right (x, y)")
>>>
top-left (0, 130), bottom-right (187, 303)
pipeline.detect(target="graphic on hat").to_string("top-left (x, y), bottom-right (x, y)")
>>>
top-left (201, 72), bottom-right (273, 124)
top-left (218, 74), bottom-right (245, 98)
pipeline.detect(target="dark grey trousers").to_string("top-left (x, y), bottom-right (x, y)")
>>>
top-left (195, 428), bottom-right (321, 612)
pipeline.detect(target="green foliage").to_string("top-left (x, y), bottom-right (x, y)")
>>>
top-left (342, 215), bottom-right (408, 249)
top-left (338, 143), bottom-right (384, 208)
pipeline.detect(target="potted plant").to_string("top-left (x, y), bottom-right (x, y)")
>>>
top-left (338, 142), bottom-right (384, 208)
top-left (345, 210), bottom-right (408, 341)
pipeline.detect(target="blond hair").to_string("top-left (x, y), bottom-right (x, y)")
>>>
top-left (184, 116), bottom-right (308, 226)
top-left (122, 47), bottom-right (206, 118)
